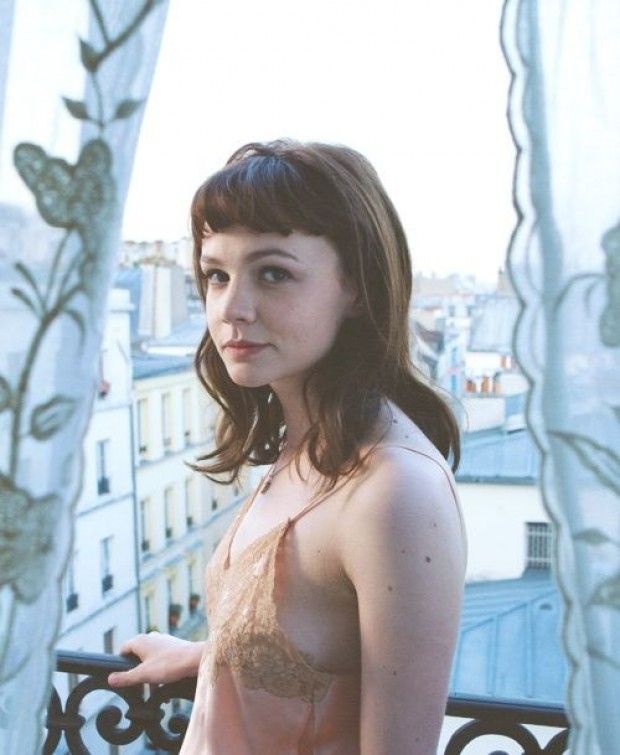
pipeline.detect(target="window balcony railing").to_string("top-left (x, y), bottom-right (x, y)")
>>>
top-left (45, 650), bottom-right (569, 754)
top-left (141, 538), bottom-right (150, 553)
top-left (101, 574), bottom-right (113, 594)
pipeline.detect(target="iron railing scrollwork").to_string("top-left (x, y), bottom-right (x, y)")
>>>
top-left (445, 695), bottom-right (568, 754)
top-left (46, 650), bottom-right (569, 753)
top-left (46, 650), bottom-right (196, 753)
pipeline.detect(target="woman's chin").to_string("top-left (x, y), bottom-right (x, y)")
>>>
top-left (226, 369), bottom-right (270, 389)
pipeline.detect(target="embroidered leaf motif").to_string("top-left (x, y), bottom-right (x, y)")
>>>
top-left (30, 396), bottom-right (77, 440)
top-left (10, 287), bottom-right (40, 318)
top-left (575, 529), bottom-right (618, 547)
top-left (0, 475), bottom-right (60, 603)
top-left (79, 39), bottom-right (99, 72)
top-left (13, 139), bottom-right (114, 231)
top-left (0, 375), bottom-right (11, 412)
top-left (62, 97), bottom-right (90, 121)
top-left (14, 262), bottom-right (43, 305)
top-left (600, 221), bottom-right (620, 347)
top-left (589, 572), bottom-right (620, 610)
top-left (113, 98), bottom-right (144, 120)
top-left (551, 431), bottom-right (620, 496)
top-left (65, 309), bottom-right (86, 347)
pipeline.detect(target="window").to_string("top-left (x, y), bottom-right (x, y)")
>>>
top-left (98, 350), bottom-right (111, 399)
top-left (167, 573), bottom-right (182, 632)
top-left (140, 498), bottom-right (151, 554)
top-left (96, 439), bottom-right (110, 495)
top-left (103, 628), bottom-right (115, 655)
top-left (144, 593), bottom-right (156, 632)
top-left (100, 536), bottom-right (114, 593)
top-left (188, 559), bottom-right (195, 596)
top-left (164, 487), bottom-right (174, 541)
top-left (137, 398), bottom-right (149, 460)
top-left (182, 387), bottom-right (192, 445)
top-left (188, 560), bottom-right (200, 615)
top-left (65, 551), bottom-right (78, 612)
top-left (526, 522), bottom-right (553, 570)
top-left (162, 392), bottom-right (172, 452)
top-left (211, 495), bottom-right (218, 511)
top-left (185, 478), bottom-right (194, 528)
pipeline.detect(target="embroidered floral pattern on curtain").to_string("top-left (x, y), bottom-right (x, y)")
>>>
top-left (0, 1), bottom-right (168, 750)
top-left (502, 2), bottom-right (620, 753)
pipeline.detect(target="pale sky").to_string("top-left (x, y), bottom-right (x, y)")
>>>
top-left (122, 0), bottom-right (516, 283)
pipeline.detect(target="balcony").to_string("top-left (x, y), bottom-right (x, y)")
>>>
top-left (46, 650), bottom-right (569, 753)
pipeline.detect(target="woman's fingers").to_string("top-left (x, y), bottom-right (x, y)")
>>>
top-left (108, 666), bottom-right (145, 688)
top-left (118, 633), bottom-right (149, 656)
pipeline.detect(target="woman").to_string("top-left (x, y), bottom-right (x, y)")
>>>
top-left (109, 139), bottom-right (467, 754)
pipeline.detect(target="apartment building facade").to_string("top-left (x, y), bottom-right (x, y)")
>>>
top-left (54, 288), bottom-right (142, 754)
top-left (132, 355), bottom-right (251, 642)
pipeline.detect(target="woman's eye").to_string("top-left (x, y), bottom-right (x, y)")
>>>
top-left (260, 266), bottom-right (291, 283)
top-left (204, 268), bottom-right (228, 285)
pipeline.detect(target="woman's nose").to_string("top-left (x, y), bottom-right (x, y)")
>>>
top-left (220, 278), bottom-right (257, 324)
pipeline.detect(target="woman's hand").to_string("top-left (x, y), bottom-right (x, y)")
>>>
top-left (107, 632), bottom-right (206, 688)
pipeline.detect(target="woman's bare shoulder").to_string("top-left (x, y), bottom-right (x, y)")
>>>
top-left (336, 424), bottom-right (467, 573)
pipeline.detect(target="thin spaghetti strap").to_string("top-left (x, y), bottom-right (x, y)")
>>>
top-left (224, 473), bottom-right (268, 568)
top-left (288, 473), bottom-right (354, 525)
top-left (377, 443), bottom-right (466, 542)
top-left (378, 444), bottom-right (460, 500)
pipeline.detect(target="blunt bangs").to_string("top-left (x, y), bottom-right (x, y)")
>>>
top-left (191, 149), bottom-right (341, 242)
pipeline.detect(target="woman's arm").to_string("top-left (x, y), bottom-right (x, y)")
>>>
top-left (107, 632), bottom-right (206, 688)
top-left (338, 447), bottom-right (467, 755)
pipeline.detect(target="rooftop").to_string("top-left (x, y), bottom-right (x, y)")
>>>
top-left (469, 294), bottom-right (519, 353)
top-left (146, 312), bottom-right (207, 349)
top-left (451, 570), bottom-right (566, 704)
top-left (456, 427), bottom-right (540, 484)
top-left (132, 352), bottom-right (194, 380)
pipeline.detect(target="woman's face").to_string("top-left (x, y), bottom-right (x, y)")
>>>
top-left (200, 226), bottom-right (357, 392)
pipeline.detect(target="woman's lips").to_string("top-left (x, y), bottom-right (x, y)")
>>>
top-left (225, 343), bottom-right (268, 359)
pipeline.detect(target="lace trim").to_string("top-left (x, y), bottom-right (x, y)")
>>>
top-left (203, 526), bottom-right (334, 703)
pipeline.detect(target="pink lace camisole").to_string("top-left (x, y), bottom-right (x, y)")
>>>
top-left (179, 445), bottom-right (461, 754)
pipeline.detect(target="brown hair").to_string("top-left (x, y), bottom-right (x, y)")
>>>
top-left (187, 139), bottom-right (460, 491)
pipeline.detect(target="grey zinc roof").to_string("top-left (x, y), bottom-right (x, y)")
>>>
top-left (147, 312), bottom-right (207, 348)
top-left (450, 570), bottom-right (567, 704)
top-left (469, 295), bottom-right (520, 353)
top-left (132, 352), bottom-right (194, 380)
top-left (456, 428), bottom-right (541, 484)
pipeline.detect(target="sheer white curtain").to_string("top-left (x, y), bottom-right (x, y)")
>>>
top-left (0, 1), bottom-right (168, 750)
top-left (502, 1), bottom-right (620, 753)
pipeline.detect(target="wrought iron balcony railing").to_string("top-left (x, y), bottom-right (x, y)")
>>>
top-left (46, 650), bottom-right (570, 754)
